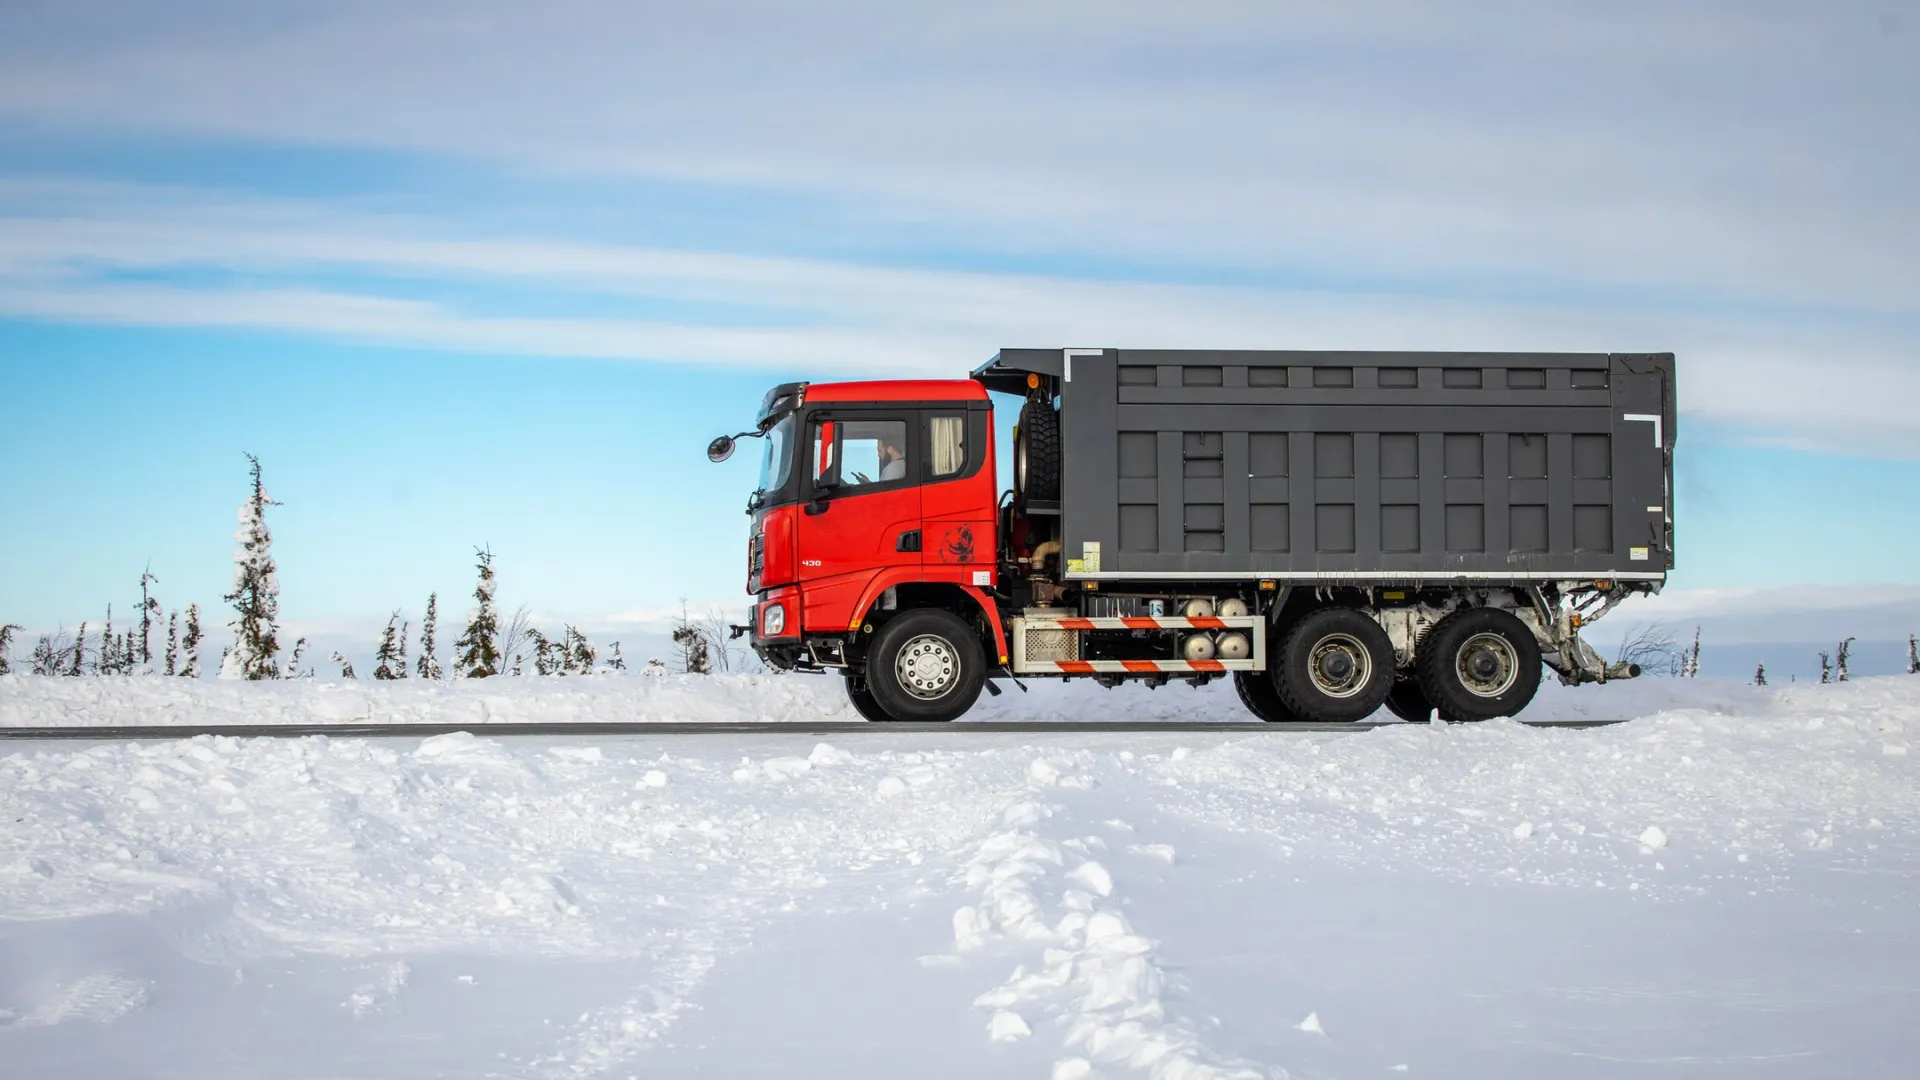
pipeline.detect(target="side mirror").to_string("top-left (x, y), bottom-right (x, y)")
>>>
top-left (706, 435), bottom-right (735, 463)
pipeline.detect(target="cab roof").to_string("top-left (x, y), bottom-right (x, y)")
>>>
top-left (804, 379), bottom-right (989, 403)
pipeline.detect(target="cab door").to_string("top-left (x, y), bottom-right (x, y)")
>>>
top-left (795, 411), bottom-right (924, 631)
top-left (919, 405), bottom-right (997, 585)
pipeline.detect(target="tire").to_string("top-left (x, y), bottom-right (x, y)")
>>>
top-left (1015, 400), bottom-right (1060, 502)
top-left (1415, 607), bottom-right (1543, 723)
top-left (1382, 679), bottom-right (1435, 724)
top-left (865, 609), bottom-right (988, 723)
top-left (1274, 608), bottom-right (1396, 723)
top-left (843, 675), bottom-right (895, 723)
top-left (1233, 670), bottom-right (1306, 723)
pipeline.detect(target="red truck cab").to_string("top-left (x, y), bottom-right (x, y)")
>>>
top-left (732, 379), bottom-right (1006, 698)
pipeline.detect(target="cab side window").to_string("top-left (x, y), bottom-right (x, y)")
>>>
top-left (810, 417), bottom-right (911, 490)
top-left (929, 413), bottom-right (966, 478)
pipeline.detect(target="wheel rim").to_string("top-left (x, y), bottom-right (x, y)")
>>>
top-left (1306, 633), bottom-right (1372, 699)
top-left (1455, 632), bottom-right (1519, 697)
top-left (896, 634), bottom-right (960, 699)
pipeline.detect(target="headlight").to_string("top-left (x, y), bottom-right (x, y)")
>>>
top-left (761, 602), bottom-right (786, 637)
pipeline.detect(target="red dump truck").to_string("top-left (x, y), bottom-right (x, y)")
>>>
top-left (707, 349), bottom-right (1674, 723)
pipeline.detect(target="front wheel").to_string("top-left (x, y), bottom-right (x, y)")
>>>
top-left (865, 609), bottom-right (988, 723)
top-left (1415, 608), bottom-right (1542, 722)
top-left (1274, 608), bottom-right (1397, 722)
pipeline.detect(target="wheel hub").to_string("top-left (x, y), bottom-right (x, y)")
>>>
top-left (1306, 633), bottom-right (1371, 698)
top-left (896, 635), bottom-right (959, 700)
top-left (1455, 632), bottom-right (1519, 697)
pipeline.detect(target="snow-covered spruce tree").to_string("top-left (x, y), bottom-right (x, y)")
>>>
top-left (285, 637), bottom-right (309, 678)
top-left (525, 629), bottom-right (554, 675)
top-left (0, 623), bottom-right (21, 676)
top-left (1836, 637), bottom-right (1855, 682)
top-left (69, 622), bottom-right (87, 676)
top-left (1909, 634), bottom-right (1919, 675)
top-left (138, 567), bottom-right (160, 671)
top-left (643, 657), bottom-right (667, 677)
top-left (221, 454), bottom-right (282, 680)
top-left (605, 642), bottom-right (626, 672)
top-left (331, 651), bottom-right (358, 679)
top-left (671, 599), bottom-right (712, 674)
top-left (1754, 663), bottom-right (1766, 686)
top-left (1681, 627), bottom-right (1701, 678)
top-left (1819, 651), bottom-right (1832, 684)
top-left (416, 593), bottom-right (442, 680)
top-left (98, 604), bottom-right (115, 675)
top-left (164, 612), bottom-right (178, 676)
top-left (452, 546), bottom-right (501, 678)
top-left (373, 612), bottom-right (405, 680)
top-left (179, 604), bottom-right (203, 678)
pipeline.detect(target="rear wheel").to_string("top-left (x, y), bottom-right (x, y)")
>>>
top-left (1233, 670), bottom-right (1305, 723)
top-left (1382, 679), bottom-right (1435, 724)
top-left (843, 675), bottom-right (894, 722)
top-left (1415, 608), bottom-right (1542, 722)
top-left (1015, 400), bottom-right (1060, 502)
top-left (1274, 608), bottom-right (1396, 723)
top-left (865, 609), bottom-right (988, 723)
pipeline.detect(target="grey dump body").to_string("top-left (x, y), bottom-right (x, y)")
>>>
top-left (979, 349), bottom-right (1674, 585)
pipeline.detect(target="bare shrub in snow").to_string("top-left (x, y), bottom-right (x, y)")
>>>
top-left (496, 603), bottom-right (532, 679)
top-left (221, 454), bottom-right (282, 680)
top-left (1615, 622), bottom-right (1681, 677)
top-left (453, 546), bottom-right (501, 678)
top-left (30, 628), bottom-right (72, 676)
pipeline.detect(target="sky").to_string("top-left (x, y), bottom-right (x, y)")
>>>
top-left (1, 0), bottom-right (1918, 657)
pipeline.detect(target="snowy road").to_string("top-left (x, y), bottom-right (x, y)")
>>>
top-left (3, 675), bottom-right (1918, 1078)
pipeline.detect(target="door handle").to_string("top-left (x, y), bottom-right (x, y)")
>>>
top-left (805, 497), bottom-right (831, 516)
top-left (897, 530), bottom-right (921, 553)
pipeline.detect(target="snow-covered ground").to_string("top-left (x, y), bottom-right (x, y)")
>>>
top-left (3, 675), bottom-right (1918, 1078)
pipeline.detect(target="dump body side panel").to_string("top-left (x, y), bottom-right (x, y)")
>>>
top-left (1054, 349), bottom-right (1673, 581)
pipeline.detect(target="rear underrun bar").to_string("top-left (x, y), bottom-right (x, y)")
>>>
top-left (0, 719), bottom-right (1629, 741)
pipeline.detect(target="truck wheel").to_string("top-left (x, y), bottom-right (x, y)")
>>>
top-left (1015, 400), bottom-right (1060, 502)
top-left (1233, 670), bottom-right (1305, 723)
top-left (1382, 679), bottom-right (1435, 724)
top-left (1275, 609), bottom-right (1396, 722)
top-left (1415, 608), bottom-right (1542, 722)
top-left (866, 609), bottom-right (987, 723)
top-left (843, 675), bottom-right (895, 723)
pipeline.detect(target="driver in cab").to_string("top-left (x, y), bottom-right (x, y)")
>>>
top-left (852, 435), bottom-right (906, 484)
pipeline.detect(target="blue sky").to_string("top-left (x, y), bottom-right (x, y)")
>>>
top-left (2, 0), bottom-right (1917, 647)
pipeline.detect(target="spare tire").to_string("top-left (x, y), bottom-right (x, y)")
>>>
top-left (1015, 399), bottom-right (1060, 502)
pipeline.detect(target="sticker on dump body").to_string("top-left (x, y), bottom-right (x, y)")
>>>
top-left (1630, 546), bottom-right (1649, 561)
top-left (1082, 541), bottom-right (1101, 573)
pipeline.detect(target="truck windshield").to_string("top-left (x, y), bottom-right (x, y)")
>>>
top-left (756, 414), bottom-right (795, 497)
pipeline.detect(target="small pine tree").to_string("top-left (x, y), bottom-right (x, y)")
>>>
top-left (565, 625), bottom-right (596, 674)
top-left (416, 593), bottom-right (442, 680)
top-left (285, 637), bottom-right (309, 678)
top-left (643, 657), bottom-right (667, 677)
top-left (1819, 651), bottom-right (1832, 684)
top-left (69, 622), bottom-right (88, 676)
top-left (526, 629), bottom-right (557, 676)
top-left (98, 604), bottom-right (115, 675)
top-left (1754, 662), bottom-right (1766, 686)
top-left (453, 546), bottom-right (501, 678)
top-left (671, 600), bottom-right (712, 674)
top-left (1836, 637), bottom-right (1855, 683)
top-left (374, 612), bottom-right (405, 680)
top-left (138, 566), bottom-right (160, 671)
top-left (0, 623), bottom-right (21, 676)
top-left (221, 454), bottom-right (282, 680)
top-left (1909, 634), bottom-right (1919, 675)
top-left (165, 611), bottom-right (179, 676)
top-left (331, 651), bottom-right (358, 679)
top-left (1682, 626), bottom-right (1701, 678)
top-left (179, 604), bottom-right (203, 678)
top-left (605, 641), bottom-right (626, 672)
